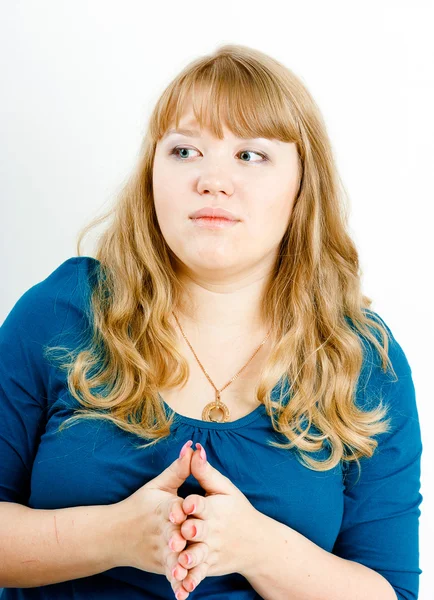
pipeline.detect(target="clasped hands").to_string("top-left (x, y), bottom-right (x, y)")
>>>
top-left (167, 439), bottom-right (259, 599)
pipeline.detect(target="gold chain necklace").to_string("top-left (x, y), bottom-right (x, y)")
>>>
top-left (172, 312), bottom-right (271, 423)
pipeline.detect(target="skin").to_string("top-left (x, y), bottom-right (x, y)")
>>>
top-left (152, 104), bottom-right (301, 340)
top-left (152, 105), bottom-right (301, 598)
top-left (168, 442), bottom-right (263, 599)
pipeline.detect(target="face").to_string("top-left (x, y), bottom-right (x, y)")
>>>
top-left (152, 106), bottom-right (300, 282)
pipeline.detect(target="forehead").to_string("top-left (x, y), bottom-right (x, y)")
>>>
top-left (163, 112), bottom-right (284, 144)
top-left (162, 127), bottom-right (284, 147)
top-left (162, 94), bottom-right (265, 141)
top-left (164, 108), bottom-right (230, 138)
top-left (156, 83), bottom-right (300, 147)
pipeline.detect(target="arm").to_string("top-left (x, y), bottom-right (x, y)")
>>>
top-left (240, 316), bottom-right (422, 600)
top-left (0, 258), bottom-right (118, 587)
top-left (240, 510), bottom-right (397, 600)
top-left (0, 500), bottom-right (125, 587)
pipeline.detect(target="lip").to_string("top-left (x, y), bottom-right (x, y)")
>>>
top-left (189, 207), bottom-right (240, 221)
top-left (191, 217), bottom-right (239, 230)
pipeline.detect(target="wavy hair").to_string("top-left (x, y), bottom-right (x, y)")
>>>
top-left (45, 43), bottom-right (397, 478)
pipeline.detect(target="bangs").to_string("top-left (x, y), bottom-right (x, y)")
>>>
top-left (153, 56), bottom-right (302, 145)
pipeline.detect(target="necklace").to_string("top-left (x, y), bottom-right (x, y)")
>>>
top-left (172, 312), bottom-right (271, 423)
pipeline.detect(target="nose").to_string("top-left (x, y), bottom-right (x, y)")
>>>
top-left (197, 173), bottom-right (234, 197)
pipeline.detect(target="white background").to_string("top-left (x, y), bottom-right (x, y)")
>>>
top-left (1, 1), bottom-right (433, 597)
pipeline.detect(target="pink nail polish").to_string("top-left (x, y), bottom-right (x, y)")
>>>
top-left (171, 566), bottom-right (177, 579)
top-left (185, 503), bottom-right (196, 515)
top-left (179, 440), bottom-right (193, 459)
top-left (196, 442), bottom-right (207, 462)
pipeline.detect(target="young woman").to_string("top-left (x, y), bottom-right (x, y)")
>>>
top-left (0, 44), bottom-right (422, 600)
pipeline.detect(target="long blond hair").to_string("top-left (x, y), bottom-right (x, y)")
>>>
top-left (45, 43), bottom-right (397, 477)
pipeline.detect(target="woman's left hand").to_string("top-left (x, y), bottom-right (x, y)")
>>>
top-left (167, 442), bottom-right (260, 598)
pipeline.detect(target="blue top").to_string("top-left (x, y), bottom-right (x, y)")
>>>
top-left (0, 257), bottom-right (423, 600)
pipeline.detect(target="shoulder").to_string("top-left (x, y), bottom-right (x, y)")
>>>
top-left (1, 256), bottom-right (100, 353)
top-left (15, 255), bottom-right (98, 311)
top-left (352, 309), bottom-right (419, 438)
top-left (33, 255), bottom-right (99, 305)
top-left (356, 308), bottom-right (413, 392)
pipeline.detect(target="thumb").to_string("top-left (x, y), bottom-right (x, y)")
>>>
top-left (148, 440), bottom-right (194, 495)
top-left (190, 443), bottom-right (239, 497)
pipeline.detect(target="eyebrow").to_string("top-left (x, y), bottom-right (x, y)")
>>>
top-left (163, 128), bottom-right (201, 139)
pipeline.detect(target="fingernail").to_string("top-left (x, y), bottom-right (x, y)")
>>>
top-left (179, 439), bottom-right (193, 459)
top-left (196, 442), bottom-right (207, 462)
top-left (185, 552), bottom-right (192, 565)
top-left (175, 590), bottom-right (182, 600)
top-left (185, 503), bottom-right (196, 514)
top-left (171, 566), bottom-right (177, 579)
top-left (168, 537), bottom-right (175, 551)
top-left (169, 512), bottom-right (176, 523)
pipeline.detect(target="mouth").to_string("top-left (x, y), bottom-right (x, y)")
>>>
top-left (190, 216), bottom-right (240, 229)
top-left (189, 207), bottom-right (240, 221)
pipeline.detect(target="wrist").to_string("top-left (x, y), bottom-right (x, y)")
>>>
top-left (105, 499), bottom-right (135, 569)
top-left (238, 507), bottom-right (266, 579)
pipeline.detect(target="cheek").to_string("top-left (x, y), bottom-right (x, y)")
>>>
top-left (153, 177), bottom-right (175, 210)
top-left (154, 204), bottom-right (186, 250)
top-left (272, 185), bottom-right (296, 223)
top-left (248, 196), bottom-right (293, 247)
top-left (153, 179), bottom-right (184, 231)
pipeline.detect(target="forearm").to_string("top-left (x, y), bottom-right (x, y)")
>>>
top-left (0, 500), bottom-right (124, 587)
top-left (241, 511), bottom-right (397, 600)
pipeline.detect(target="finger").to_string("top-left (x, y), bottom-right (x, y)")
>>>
top-left (177, 541), bottom-right (208, 570)
top-left (171, 576), bottom-right (190, 600)
top-left (167, 496), bottom-right (189, 526)
top-left (170, 560), bottom-right (189, 583)
top-left (166, 526), bottom-right (188, 553)
top-left (180, 517), bottom-right (208, 543)
top-left (181, 493), bottom-right (208, 518)
top-left (149, 439), bottom-right (194, 495)
top-left (179, 560), bottom-right (210, 594)
top-left (166, 549), bottom-right (186, 579)
top-left (166, 551), bottom-right (189, 596)
top-left (172, 579), bottom-right (190, 600)
top-left (165, 500), bottom-right (191, 551)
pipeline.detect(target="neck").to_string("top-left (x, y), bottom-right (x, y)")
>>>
top-left (173, 267), bottom-right (273, 341)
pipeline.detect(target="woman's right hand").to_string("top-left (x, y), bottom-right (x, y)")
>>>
top-left (111, 439), bottom-right (199, 599)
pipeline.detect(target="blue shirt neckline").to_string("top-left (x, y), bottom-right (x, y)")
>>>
top-left (158, 393), bottom-right (267, 430)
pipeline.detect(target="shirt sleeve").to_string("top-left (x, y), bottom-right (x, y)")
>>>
top-left (0, 257), bottom-right (94, 505)
top-left (332, 314), bottom-right (423, 600)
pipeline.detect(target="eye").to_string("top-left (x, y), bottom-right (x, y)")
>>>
top-left (170, 146), bottom-right (199, 160)
top-left (238, 150), bottom-right (269, 163)
top-left (169, 146), bottom-right (269, 163)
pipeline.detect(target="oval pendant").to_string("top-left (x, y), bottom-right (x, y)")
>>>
top-left (202, 400), bottom-right (230, 423)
